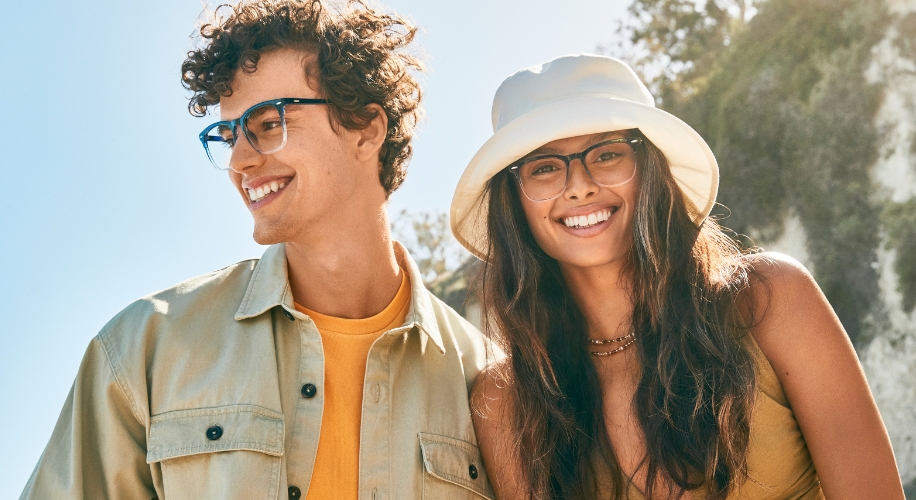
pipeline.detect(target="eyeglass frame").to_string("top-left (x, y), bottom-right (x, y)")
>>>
top-left (507, 137), bottom-right (643, 201)
top-left (198, 97), bottom-right (330, 170)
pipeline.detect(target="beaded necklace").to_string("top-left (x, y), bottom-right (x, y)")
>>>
top-left (588, 330), bottom-right (637, 356)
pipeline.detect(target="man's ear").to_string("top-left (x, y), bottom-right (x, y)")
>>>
top-left (355, 103), bottom-right (388, 163)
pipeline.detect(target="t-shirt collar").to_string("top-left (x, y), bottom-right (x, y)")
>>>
top-left (234, 242), bottom-right (445, 354)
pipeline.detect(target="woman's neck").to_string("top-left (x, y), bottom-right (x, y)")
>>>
top-left (561, 260), bottom-right (642, 380)
top-left (559, 260), bottom-right (635, 340)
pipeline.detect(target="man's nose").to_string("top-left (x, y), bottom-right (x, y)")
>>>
top-left (228, 133), bottom-right (265, 173)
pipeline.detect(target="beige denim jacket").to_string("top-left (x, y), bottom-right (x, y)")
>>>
top-left (20, 243), bottom-right (496, 500)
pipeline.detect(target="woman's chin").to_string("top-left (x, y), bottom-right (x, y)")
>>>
top-left (543, 233), bottom-right (632, 270)
top-left (551, 248), bottom-right (629, 271)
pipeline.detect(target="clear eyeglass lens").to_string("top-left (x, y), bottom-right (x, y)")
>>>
top-left (204, 127), bottom-right (234, 171)
top-left (519, 158), bottom-right (568, 200)
top-left (205, 140), bottom-right (233, 171)
top-left (584, 142), bottom-right (636, 185)
top-left (517, 141), bottom-right (637, 200)
top-left (243, 103), bottom-right (285, 153)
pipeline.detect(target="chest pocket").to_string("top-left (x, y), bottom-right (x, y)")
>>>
top-left (419, 433), bottom-right (495, 500)
top-left (147, 404), bottom-right (284, 500)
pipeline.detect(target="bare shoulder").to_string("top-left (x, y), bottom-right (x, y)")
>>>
top-left (742, 251), bottom-right (815, 289)
top-left (470, 358), bottom-right (528, 500)
top-left (737, 251), bottom-right (849, 385)
top-left (738, 258), bottom-right (904, 497)
top-left (471, 358), bottom-right (515, 424)
top-left (738, 250), bottom-right (855, 402)
top-left (739, 252), bottom-right (822, 330)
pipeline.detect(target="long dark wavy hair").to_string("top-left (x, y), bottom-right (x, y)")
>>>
top-left (477, 131), bottom-right (760, 499)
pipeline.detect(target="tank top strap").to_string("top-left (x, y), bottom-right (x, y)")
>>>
top-left (744, 333), bottom-right (790, 408)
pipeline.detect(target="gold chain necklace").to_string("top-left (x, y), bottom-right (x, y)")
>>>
top-left (588, 330), bottom-right (637, 356)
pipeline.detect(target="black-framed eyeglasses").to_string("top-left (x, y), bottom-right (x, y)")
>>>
top-left (199, 97), bottom-right (329, 170)
top-left (508, 137), bottom-right (642, 201)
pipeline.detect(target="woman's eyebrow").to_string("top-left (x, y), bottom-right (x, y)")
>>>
top-left (524, 146), bottom-right (561, 156)
top-left (591, 131), bottom-right (627, 143)
top-left (523, 132), bottom-right (628, 157)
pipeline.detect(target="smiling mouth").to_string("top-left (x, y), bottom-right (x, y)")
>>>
top-left (561, 207), bottom-right (617, 228)
top-left (247, 181), bottom-right (287, 203)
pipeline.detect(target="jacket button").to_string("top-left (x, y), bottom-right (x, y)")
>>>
top-left (288, 486), bottom-right (302, 499)
top-left (205, 425), bottom-right (223, 441)
top-left (469, 464), bottom-right (479, 479)
top-left (282, 309), bottom-right (295, 321)
top-left (301, 383), bottom-right (317, 398)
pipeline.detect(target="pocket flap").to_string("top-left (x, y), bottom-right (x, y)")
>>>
top-left (418, 432), bottom-right (494, 499)
top-left (147, 404), bottom-right (284, 463)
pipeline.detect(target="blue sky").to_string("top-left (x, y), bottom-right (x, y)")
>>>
top-left (0, 0), bottom-right (629, 494)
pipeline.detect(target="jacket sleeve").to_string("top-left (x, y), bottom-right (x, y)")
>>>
top-left (19, 336), bottom-right (156, 499)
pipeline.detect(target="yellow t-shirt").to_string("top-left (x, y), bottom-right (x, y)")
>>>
top-left (294, 268), bottom-right (411, 500)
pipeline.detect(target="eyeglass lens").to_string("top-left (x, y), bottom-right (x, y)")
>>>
top-left (203, 102), bottom-right (287, 170)
top-left (517, 141), bottom-right (637, 201)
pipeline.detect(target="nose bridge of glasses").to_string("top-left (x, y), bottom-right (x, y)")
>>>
top-left (226, 115), bottom-right (267, 152)
top-left (567, 154), bottom-right (600, 187)
top-left (227, 124), bottom-right (268, 172)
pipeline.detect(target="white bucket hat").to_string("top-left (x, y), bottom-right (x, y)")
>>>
top-left (449, 53), bottom-right (719, 261)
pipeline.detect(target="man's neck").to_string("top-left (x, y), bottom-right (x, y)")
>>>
top-left (284, 208), bottom-right (402, 320)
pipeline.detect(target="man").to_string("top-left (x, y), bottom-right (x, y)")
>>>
top-left (20, 1), bottom-right (494, 499)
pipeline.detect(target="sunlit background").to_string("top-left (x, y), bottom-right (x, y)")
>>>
top-left (2, 0), bottom-right (915, 497)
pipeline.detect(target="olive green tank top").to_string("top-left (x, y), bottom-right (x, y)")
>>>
top-left (622, 334), bottom-right (824, 499)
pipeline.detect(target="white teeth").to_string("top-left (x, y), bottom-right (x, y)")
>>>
top-left (563, 209), bottom-right (614, 228)
top-left (246, 181), bottom-right (287, 203)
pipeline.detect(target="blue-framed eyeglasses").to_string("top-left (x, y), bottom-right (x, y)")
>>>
top-left (199, 97), bottom-right (329, 170)
top-left (508, 137), bottom-right (642, 201)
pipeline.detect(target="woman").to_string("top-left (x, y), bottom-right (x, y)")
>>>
top-left (450, 54), bottom-right (904, 499)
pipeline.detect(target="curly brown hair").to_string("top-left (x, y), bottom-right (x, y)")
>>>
top-left (181, 0), bottom-right (425, 194)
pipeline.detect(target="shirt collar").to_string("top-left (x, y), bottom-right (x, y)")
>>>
top-left (234, 243), bottom-right (292, 321)
top-left (234, 242), bottom-right (445, 354)
top-left (394, 241), bottom-right (445, 354)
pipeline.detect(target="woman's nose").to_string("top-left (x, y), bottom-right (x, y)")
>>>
top-left (563, 159), bottom-right (598, 200)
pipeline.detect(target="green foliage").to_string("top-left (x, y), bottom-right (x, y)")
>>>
top-left (614, 0), bottom-right (895, 346)
top-left (894, 12), bottom-right (916, 61)
top-left (882, 199), bottom-right (916, 313)
top-left (390, 209), bottom-right (472, 285)
top-left (390, 209), bottom-right (476, 311)
top-left (425, 259), bottom-right (481, 315)
top-left (904, 477), bottom-right (916, 499)
top-left (617, 0), bottom-right (758, 100)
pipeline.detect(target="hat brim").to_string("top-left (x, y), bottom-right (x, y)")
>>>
top-left (450, 95), bottom-right (719, 261)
